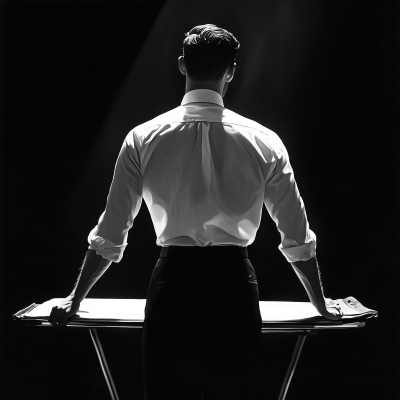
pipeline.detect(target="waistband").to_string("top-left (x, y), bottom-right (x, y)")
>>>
top-left (160, 245), bottom-right (248, 258)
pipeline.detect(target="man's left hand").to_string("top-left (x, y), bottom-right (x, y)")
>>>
top-left (49, 296), bottom-right (80, 330)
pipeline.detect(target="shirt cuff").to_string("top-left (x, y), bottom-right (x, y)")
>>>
top-left (278, 229), bottom-right (316, 263)
top-left (87, 228), bottom-right (127, 263)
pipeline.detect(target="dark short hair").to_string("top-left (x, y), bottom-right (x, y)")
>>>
top-left (182, 24), bottom-right (240, 82)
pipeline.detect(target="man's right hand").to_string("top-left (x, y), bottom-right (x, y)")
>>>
top-left (319, 297), bottom-right (343, 321)
top-left (318, 305), bottom-right (342, 321)
top-left (48, 296), bottom-right (80, 330)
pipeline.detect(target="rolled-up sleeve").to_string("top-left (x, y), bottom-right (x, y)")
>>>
top-left (88, 130), bottom-right (143, 263)
top-left (263, 144), bottom-right (316, 263)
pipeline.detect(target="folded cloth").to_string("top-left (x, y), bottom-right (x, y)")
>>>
top-left (325, 297), bottom-right (378, 319)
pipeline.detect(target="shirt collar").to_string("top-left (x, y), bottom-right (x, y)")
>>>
top-left (181, 89), bottom-right (224, 108)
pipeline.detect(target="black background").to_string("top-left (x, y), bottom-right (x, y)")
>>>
top-left (1, 0), bottom-right (399, 399)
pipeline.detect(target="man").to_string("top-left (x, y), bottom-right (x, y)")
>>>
top-left (49, 24), bottom-right (340, 399)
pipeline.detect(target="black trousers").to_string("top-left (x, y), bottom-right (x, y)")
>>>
top-left (142, 246), bottom-right (263, 400)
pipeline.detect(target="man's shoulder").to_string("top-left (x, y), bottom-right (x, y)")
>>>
top-left (222, 108), bottom-right (276, 135)
top-left (126, 106), bottom-right (184, 139)
top-left (222, 108), bottom-right (286, 152)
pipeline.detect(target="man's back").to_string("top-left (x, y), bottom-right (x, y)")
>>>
top-left (135, 90), bottom-right (283, 246)
top-left (91, 89), bottom-right (315, 264)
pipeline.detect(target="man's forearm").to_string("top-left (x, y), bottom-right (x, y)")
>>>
top-left (291, 257), bottom-right (327, 315)
top-left (69, 250), bottom-right (112, 303)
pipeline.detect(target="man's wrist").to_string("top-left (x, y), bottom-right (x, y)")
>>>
top-left (66, 292), bottom-right (81, 304)
top-left (69, 250), bottom-right (112, 304)
top-left (309, 295), bottom-right (328, 315)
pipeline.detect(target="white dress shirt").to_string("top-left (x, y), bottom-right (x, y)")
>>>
top-left (88, 89), bottom-right (316, 263)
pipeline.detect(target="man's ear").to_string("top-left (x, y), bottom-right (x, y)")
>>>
top-left (226, 62), bottom-right (236, 83)
top-left (178, 56), bottom-right (186, 76)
